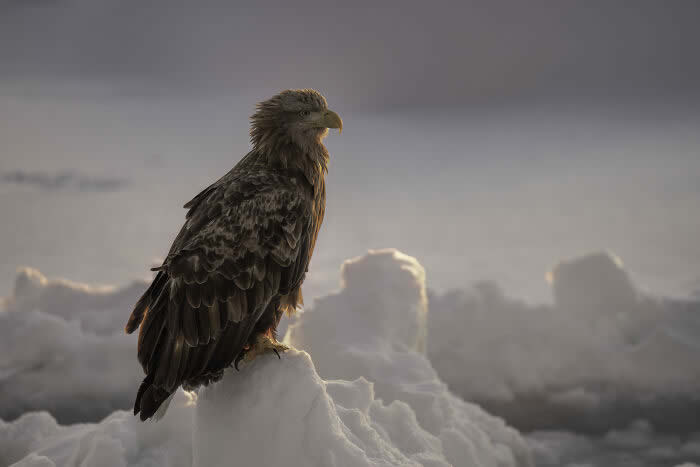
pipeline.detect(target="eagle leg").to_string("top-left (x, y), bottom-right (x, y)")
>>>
top-left (240, 333), bottom-right (289, 366)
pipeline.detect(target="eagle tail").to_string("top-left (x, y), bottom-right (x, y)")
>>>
top-left (134, 373), bottom-right (175, 421)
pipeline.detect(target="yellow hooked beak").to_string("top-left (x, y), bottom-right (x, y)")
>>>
top-left (318, 109), bottom-right (343, 134)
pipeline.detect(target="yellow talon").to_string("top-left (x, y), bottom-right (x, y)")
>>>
top-left (242, 334), bottom-right (289, 364)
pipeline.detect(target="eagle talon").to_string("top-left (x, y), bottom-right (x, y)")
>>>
top-left (240, 334), bottom-right (289, 365)
top-left (233, 353), bottom-right (245, 371)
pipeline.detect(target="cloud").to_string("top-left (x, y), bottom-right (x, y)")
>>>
top-left (1, 2), bottom-right (699, 109)
top-left (0, 170), bottom-right (128, 193)
top-left (427, 251), bottom-right (700, 434)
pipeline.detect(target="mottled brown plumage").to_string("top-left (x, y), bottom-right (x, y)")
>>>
top-left (125, 89), bottom-right (341, 420)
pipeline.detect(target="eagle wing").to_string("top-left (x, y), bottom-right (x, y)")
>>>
top-left (127, 167), bottom-right (314, 401)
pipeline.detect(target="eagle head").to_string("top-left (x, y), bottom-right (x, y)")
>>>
top-left (250, 89), bottom-right (342, 155)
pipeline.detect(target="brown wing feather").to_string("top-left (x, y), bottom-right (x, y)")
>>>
top-left (128, 167), bottom-right (316, 420)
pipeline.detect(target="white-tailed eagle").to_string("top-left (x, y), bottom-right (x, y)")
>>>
top-left (125, 89), bottom-right (342, 420)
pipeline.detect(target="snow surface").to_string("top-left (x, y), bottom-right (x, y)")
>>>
top-left (197, 350), bottom-right (451, 467)
top-left (4, 248), bottom-right (698, 466)
top-left (0, 350), bottom-right (528, 467)
top-left (286, 249), bottom-right (533, 467)
top-left (0, 391), bottom-right (195, 467)
top-left (1, 249), bottom-right (532, 467)
top-left (427, 251), bottom-right (700, 434)
top-left (0, 268), bottom-right (144, 423)
top-left (528, 420), bottom-right (700, 467)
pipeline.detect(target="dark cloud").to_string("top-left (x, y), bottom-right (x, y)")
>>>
top-left (1, 1), bottom-right (699, 110)
top-left (0, 170), bottom-right (128, 192)
top-left (427, 252), bottom-right (700, 435)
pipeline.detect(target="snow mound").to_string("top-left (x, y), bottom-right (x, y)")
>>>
top-left (427, 251), bottom-right (700, 434)
top-left (6, 267), bottom-right (146, 335)
top-left (0, 268), bottom-right (145, 423)
top-left (286, 249), bottom-right (533, 467)
top-left (2, 248), bottom-right (533, 467)
top-left (528, 419), bottom-right (700, 467)
top-left (0, 391), bottom-right (195, 467)
top-left (195, 350), bottom-right (449, 467)
top-left (287, 249), bottom-right (428, 355)
top-left (2, 351), bottom-right (521, 467)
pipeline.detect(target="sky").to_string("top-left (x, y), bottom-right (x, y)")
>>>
top-left (1, 2), bottom-right (700, 465)
top-left (2, 1), bottom-right (700, 107)
top-left (1, 1), bottom-right (699, 298)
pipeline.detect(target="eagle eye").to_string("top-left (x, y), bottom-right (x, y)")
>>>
top-left (299, 110), bottom-right (310, 117)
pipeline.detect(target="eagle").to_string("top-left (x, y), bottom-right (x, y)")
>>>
top-left (124, 89), bottom-right (342, 420)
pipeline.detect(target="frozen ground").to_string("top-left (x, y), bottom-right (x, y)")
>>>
top-left (1, 391), bottom-right (194, 467)
top-left (1, 250), bottom-right (531, 467)
top-left (286, 249), bottom-right (531, 467)
top-left (1, 250), bottom-right (699, 466)
top-left (0, 268), bottom-right (144, 423)
top-left (1, 348), bottom-right (529, 467)
top-left (427, 252), bottom-right (700, 434)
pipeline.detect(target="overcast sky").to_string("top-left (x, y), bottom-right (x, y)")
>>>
top-left (2, 1), bottom-right (700, 300)
top-left (2, 1), bottom-right (700, 109)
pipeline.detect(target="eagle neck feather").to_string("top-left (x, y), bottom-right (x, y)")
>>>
top-left (251, 130), bottom-right (329, 193)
